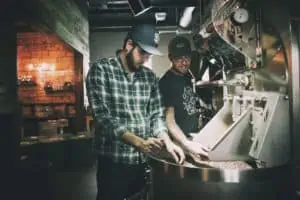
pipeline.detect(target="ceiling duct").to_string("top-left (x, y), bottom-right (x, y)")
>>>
top-left (150, 0), bottom-right (198, 7)
top-left (106, 0), bottom-right (128, 5)
top-left (127, 0), bottom-right (198, 16)
top-left (89, 0), bottom-right (201, 31)
top-left (89, 8), bottom-right (179, 31)
top-left (127, 0), bottom-right (152, 16)
top-left (128, 0), bottom-right (199, 16)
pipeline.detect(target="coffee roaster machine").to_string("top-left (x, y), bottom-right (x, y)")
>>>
top-left (148, 0), bottom-right (299, 199)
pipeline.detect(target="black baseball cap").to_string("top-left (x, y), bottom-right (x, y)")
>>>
top-left (192, 34), bottom-right (204, 49)
top-left (168, 36), bottom-right (192, 57)
top-left (128, 24), bottom-right (162, 56)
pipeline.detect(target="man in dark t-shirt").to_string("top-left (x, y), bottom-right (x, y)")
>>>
top-left (160, 72), bottom-right (199, 134)
top-left (159, 36), bottom-right (208, 159)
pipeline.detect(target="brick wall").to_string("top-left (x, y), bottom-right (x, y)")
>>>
top-left (17, 32), bottom-right (75, 104)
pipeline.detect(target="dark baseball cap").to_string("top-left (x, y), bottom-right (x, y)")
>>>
top-left (168, 36), bottom-right (192, 57)
top-left (128, 24), bottom-right (162, 56)
top-left (192, 34), bottom-right (204, 49)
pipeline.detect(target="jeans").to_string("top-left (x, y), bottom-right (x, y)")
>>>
top-left (96, 156), bottom-right (147, 200)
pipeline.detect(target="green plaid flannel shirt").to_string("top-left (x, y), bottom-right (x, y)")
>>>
top-left (86, 53), bottom-right (167, 164)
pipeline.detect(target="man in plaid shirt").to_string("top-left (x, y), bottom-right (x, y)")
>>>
top-left (86, 24), bottom-right (185, 200)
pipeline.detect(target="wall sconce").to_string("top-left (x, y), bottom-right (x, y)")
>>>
top-left (26, 63), bottom-right (56, 72)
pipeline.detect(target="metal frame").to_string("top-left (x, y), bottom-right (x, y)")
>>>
top-left (290, 20), bottom-right (300, 164)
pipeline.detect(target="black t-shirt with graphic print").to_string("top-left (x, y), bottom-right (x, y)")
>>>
top-left (159, 69), bottom-right (200, 136)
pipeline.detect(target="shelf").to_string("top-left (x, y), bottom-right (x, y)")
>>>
top-left (23, 116), bottom-right (76, 120)
top-left (18, 83), bottom-right (37, 87)
top-left (21, 103), bottom-right (76, 120)
top-left (21, 103), bottom-right (75, 106)
top-left (44, 88), bottom-right (74, 94)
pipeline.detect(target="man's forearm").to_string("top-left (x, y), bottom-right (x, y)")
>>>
top-left (165, 107), bottom-right (188, 145)
top-left (166, 119), bottom-right (188, 145)
top-left (120, 131), bottom-right (144, 149)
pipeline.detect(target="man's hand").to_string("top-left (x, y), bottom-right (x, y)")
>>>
top-left (164, 140), bottom-right (185, 164)
top-left (137, 137), bottom-right (164, 155)
top-left (182, 140), bottom-right (209, 158)
top-left (121, 132), bottom-right (164, 156)
top-left (158, 131), bottom-right (185, 164)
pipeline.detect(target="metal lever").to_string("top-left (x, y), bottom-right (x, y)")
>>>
top-left (188, 69), bottom-right (196, 93)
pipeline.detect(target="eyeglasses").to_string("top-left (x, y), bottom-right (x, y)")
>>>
top-left (173, 56), bottom-right (191, 63)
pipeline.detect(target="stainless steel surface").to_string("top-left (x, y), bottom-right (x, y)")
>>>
top-left (205, 106), bottom-right (253, 161)
top-left (290, 20), bottom-right (300, 164)
top-left (248, 91), bottom-right (290, 167)
top-left (191, 90), bottom-right (290, 166)
top-left (148, 155), bottom-right (294, 200)
top-left (149, 155), bottom-right (284, 182)
top-left (210, 0), bottom-right (289, 90)
top-left (290, 19), bottom-right (300, 194)
top-left (188, 0), bottom-right (291, 167)
top-left (148, 1), bottom-right (296, 199)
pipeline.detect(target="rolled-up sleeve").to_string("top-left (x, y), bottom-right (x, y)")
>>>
top-left (86, 63), bottom-right (127, 140)
top-left (148, 77), bottom-right (168, 137)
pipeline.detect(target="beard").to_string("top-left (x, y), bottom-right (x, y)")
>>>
top-left (126, 48), bottom-right (139, 72)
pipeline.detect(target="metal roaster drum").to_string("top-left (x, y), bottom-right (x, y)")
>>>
top-left (148, 153), bottom-right (294, 200)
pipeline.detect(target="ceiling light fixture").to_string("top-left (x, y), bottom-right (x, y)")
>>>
top-left (155, 12), bottom-right (167, 22)
top-left (179, 7), bottom-right (195, 28)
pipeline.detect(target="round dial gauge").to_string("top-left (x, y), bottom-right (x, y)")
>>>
top-left (233, 8), bottom-right (249, 24)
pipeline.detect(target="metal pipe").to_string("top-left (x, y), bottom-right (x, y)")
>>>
top-left (188, 69), bottom-right (196, 93)
top-left (255, 5), bottom-right (263, 68)
top-left (158, 29), bottom-right (193, 34)
top-left (90, 25), bottom-right (179, 32)
top-left (106, 0), bottom-right (128, 5)
top-left (199, 0), bottom-right (202, 26)
top-left (150, 0), bottom-right (197, 7)
top-left (195, 80), bottom-right (225, 87)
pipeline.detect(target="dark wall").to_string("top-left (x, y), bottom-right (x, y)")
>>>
top-left (0, 0), bottom-right (89, 197)
top-left (0, 0), bottom-right (90, 186)
top-left (0, 1), bottom-right (18, 155)
top-left (0, 0), bottom-right (20, 198)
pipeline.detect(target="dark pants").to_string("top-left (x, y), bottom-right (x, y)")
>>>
top-left (96, 156), bottom-right (147, 200)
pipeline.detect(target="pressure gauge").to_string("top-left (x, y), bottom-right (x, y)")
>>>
top-left (232, 8), bottom-right (249, 24)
